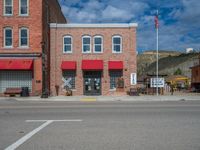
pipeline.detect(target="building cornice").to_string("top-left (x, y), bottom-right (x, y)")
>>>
top-left (0, 53), bottom-right (41, 58)
top-left (50, 23), bottom-right (138, 28)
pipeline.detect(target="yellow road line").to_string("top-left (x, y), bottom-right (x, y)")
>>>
top-left (80, 98), bottom-right (97, 102)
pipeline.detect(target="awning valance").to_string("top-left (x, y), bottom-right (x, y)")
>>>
top-left (0, 59), bottom-right (33, 70)
top-left (82, 60), bottom-right (103, 70)
top-left (108, 61), bottom-right (123, 70)
top-left (61, 61), bottom-right (76, 70)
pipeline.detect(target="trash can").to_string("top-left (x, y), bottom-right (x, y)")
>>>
top-left (21, 87), bottom-right (29, 97)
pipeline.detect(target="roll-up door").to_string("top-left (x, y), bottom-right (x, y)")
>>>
top-left (0, 71), bottom-right (32, 93)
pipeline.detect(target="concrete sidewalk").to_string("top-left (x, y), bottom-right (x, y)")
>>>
top-left (1, 95), bottom-right (200, 102)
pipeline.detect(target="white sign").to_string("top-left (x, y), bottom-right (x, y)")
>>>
top-left (131, 73), bottom-right (137, 85)
top-left (62, 77), bottom-right (72, 89)
top-left (150, 78), bottom-right (165, 87)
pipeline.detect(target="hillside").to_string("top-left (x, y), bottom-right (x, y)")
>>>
top-left (137, 52), bottom-right (199, 78)
top-left (137, 50), bottom-right (181, 76)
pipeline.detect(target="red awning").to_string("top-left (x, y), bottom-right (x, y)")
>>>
top-left (61, 61), bottom-right (76, 70)
top-left (108, 61), bottom-right (123, 70)
top-left (82, 60), bottom-right (103, 70)
top-left (0, 59), bottom-right (33, 70)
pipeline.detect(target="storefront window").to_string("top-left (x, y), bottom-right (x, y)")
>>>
top-left (109, 70), bottom-right (123, 89)
top-left (62, 71), bottom-right (76, 89)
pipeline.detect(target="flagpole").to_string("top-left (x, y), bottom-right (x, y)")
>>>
top-left (156, 10), bottom-right (159, 96)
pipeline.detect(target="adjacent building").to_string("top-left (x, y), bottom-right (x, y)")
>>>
top-left (50, 23), bottom-right (138, 96)
top-left (191, 54), bottom-right (200, 92)
top-left (0, 0), bottom-right (66, 96)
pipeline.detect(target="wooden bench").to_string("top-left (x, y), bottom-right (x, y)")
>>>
top-left (4, 88), bottom-right (22, 97)
top-left (128, 88), bottom-right (139, 96)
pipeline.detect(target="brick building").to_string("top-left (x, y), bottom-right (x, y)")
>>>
top-left (0, 0), bottom-right (66, 96)
top-left (191, 54), bottom-right (200, 92)
top-left (50, 23), bottom-right (138, 96)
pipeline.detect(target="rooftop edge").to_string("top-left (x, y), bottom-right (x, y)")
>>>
top-left (50, 23), bottom-right (138, 28)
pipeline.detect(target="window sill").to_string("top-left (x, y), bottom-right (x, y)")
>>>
top-left (82, 52), bottom-right (92, 54)
top-left (93, 52), bottom-right (103, 54)
top-left (3, 14), bottom-right (13, 17)
top-left (3, 47), bottom-right (13, 49)
top-left (18, 47), bottom-right (29, 49)
top-left (63, 52), bottom-right (73, 54)
top-left (18, 15), bottom-right (29, 17)
top-left (109, 89), bottom-right (116, 91)
top-left (112, 52), bottom-right (122, 54)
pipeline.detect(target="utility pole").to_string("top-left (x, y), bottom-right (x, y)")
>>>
top-left (41, 41), bottom-right (48, 98)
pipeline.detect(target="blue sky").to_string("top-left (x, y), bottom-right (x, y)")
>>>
top-left (59, 0), bottom-right (200, 53)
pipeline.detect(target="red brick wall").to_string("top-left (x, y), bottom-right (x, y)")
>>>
top-left (0, 0), bottom-right (66, 95)
top-left (0, 0), bottom-right (43, 53)
top-left (48, 0), bottom-right (66, 23)
top-left (50, 26), bottom-right (137, 96)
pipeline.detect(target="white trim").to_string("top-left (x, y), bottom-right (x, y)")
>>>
top-left (50, 23), bottom-right (138, 28)
top-left (112, 35), bottom-right (122, 53)
top-left (4, 27), bottom-right (13, 48)
top-left (19, 0), bottom-right (29, 16)
top-left (26, 120), bottom-right (82, 122)
top-left (109, 88), bottom-right (116, 91)
top-left (82, 35), bottom-right (91, 53)
top-left (19, 27), bottom-right (29, 48)
top-left (63, 35), bottom-right (73, 53)
top-left (3, 0), bottom-right (13, 16)
top-left (93, 35), bottom-right (103, 53)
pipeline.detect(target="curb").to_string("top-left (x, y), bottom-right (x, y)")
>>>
top-left (1, 95), bottom-right (200, 102)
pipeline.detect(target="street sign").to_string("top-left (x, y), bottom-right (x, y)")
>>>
top-left (62, 77), bottom-right (72, 89)
top-left (150, 78), bottom-right (165, 87)
top-left (131, 73), bottom-right (137, 85)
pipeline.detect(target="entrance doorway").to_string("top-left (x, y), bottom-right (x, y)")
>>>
top-left (83, 71), bottom-right (102, 95)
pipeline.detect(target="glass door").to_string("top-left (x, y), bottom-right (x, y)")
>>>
top-left (84, 71), bottom-right (101, 95)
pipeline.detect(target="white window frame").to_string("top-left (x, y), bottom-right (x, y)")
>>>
top-left (19, 0), bottom-right (29, 16)
top-left (93, 35), bottom-right (103, 53)
top-left (19, 27), bottom-right (29, 48)
top-left (4, 0), bottom-right (13, 16)
top-left (112, 35), bottom-right (122, 53)
top-left (63, 35), bottom-right (73, 53)
top-left (4, 27), bottom-right (13, 48)
top-left (82, 35), bottom-right (91, 53)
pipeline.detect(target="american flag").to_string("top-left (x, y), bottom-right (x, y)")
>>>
top-left (155, 14), bottom-right (159, 29)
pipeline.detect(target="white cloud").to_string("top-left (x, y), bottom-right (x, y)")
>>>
top-left (101, 5), bottom-right (133, 21)
top-left (59, 0), bottom-right (200, 52)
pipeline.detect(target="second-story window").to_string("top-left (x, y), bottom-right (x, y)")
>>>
top-left (4, 0), bottom-right (13, 16)
top-left (63, 36), bottom-right (72, 53)
top-left (19, 27), bottom-right (29, 47)
top-left (112, 35), bottom-right (122, 53)
top-left (94, 36), bottom-right (103, 53)
top-left (4, 27), bottom-right (13, 48)
top-left (19, 0), bottom-right (28, 16)
top-left (82, 36), bottom-right (91, 53)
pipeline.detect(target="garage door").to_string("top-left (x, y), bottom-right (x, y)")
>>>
top-left (0, 71), bottom-right (32, 93)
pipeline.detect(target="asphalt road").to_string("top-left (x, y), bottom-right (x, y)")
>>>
top-left (0, 99), bottom-right (200, 150)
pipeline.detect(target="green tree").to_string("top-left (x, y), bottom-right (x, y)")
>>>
top-left (174, 68), bottom-right (182, 75)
